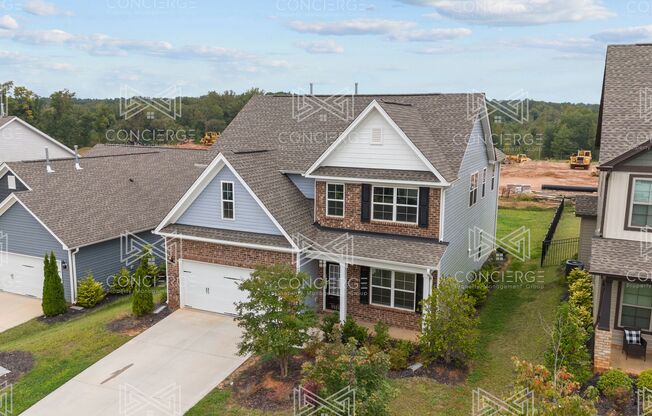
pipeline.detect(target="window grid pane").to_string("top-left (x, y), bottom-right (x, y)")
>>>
top-left (326, 184), bottom-right (345, 217)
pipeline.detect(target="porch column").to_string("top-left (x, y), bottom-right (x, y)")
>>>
top-left (339, 262), bottom-right (347, 323)
top-left (594, 276), bottom-right (613, 371)
top-left (596, 277), bottom-right (612, 330)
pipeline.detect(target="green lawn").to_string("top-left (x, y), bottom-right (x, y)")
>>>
top-left (1, 290), bottom-right (166, 415)
top-left (189, 203), bottom-right (581, 416)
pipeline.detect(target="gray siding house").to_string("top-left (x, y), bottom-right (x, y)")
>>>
top-left (155, 93), bottom-right (500, 332)
top-left (0, 116), bottom-right (75, 162)
top-left (0, 146), bottom-right (208, 302)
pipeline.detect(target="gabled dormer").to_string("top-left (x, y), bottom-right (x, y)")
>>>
top-left (0, 163), bottom-right (29, 203)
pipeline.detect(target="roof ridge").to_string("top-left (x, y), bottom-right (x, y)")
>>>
top-left (10, 151), bottom-right (162, 164)
top-left (95, 143), bottom-right (209, 152)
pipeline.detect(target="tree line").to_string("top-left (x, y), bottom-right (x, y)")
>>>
top-left (1, 81), bottom-right (600, 159)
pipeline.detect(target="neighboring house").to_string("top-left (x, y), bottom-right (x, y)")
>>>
top-left (585, 44), bottom-right (652, 371)
top-left (0, 116), bottom-right (75, 162)
top-left (0, 145), bottom-right (208, 302)
top-left (155, 94), bottom-right (500, 331)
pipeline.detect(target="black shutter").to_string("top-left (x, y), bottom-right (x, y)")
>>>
top-left (361, 184), bottom-right (371, 223)
top-left (418, 187), bottom-right (430, 228)
top-left (360, 266), bottom-right (370, 304)
top-left (415, 273), bottom-right (424, 314)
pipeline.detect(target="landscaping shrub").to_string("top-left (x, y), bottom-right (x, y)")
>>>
top-left (109, 267), bottom-right (132, 294)
top-left (464, 276), bottom-right (489, 307)
top-left (131, 252), bottom-right (154, 317)
top-left (388, 340), bottom-right (415, 371)
top-left (302, 326), bottom-right (395, 416)
top-left (544, 303), bottom-right (592, 383)
top-left (42, 251), bottom-right (67, 317)
top-left (372, 321), bottom-right (391, 349)
top-left (597, 369), bottom-right (633, 407)
top-left (567, 268), bottom-right (592, 329)
top-left (341, 317), bottom-right (368, 345)
top-left (76, 273), bottom-right (105, 308)
top-left (638, 369), bottom-right (652, 391)
top-left (320, 312), bottom-right (340, 342)
top-left (236, 264), bottom-right (317, 378)
top-left (567, 267), bottom-right (589, 287)
top-left (419, 277), bottom-right (478, 366)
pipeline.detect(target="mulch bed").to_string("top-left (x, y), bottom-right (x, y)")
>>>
top-left (38, 294), bottom-right (122, 325)
top-left (596, 395), bottom-right (638, 416)
top-left (220, 354), bottom-right (307, 411)
top-left (390, 361), bottom-right (468, 384)
top-left (0, 351), bottom-right (34, 385)
top-left (106, 306), bottom-right (171, 336)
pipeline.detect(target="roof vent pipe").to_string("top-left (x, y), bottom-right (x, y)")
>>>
top-left (0, 102), bottom-right (5, 117)
top-left (355, 82), bottom-right (358, 95)
top-left (45, 147), bottom-right (54, 173)
top-left (74, 145), bottom-right (82, 170)
top-left (309, 83), bottom-right (313, 95)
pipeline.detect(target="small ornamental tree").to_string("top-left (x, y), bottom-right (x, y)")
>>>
top-left (419, 277), bottom-right (478, 366)
top-left (544, 303), bottom-right (592, 384)
top-left (131, 248), bottom-right (155, 316)
top-left (76, 273), bottom-right (106, 308)
top-left (235, 264), bottom-right (317, 378)
top-left (42, 251), bottom-right (67, 316)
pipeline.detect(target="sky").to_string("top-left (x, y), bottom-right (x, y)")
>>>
top-left (0, 0), bottom-right (651, 103)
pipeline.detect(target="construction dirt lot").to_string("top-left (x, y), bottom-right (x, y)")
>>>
top-left (500, 160), bottom-right (599, 192)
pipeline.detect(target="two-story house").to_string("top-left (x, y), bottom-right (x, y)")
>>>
top-left (586, 44), bottom-right (652, 372)
top-left (155, 93), bottom-right (500, 331)
top-left (0, 116), bottom-right (75, 162)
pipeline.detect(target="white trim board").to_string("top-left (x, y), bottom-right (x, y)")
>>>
top-left (154, 152), bottom-right (298, 250)
top-left (155, 232), bottom-right (296, 254)
top-left (305, 100), bottom-right (450, 186)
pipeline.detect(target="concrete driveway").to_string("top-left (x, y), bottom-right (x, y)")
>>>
top-left (23, 309), bottom-right (246, 416)
top-left (0, 291), bottom-right (41, 333)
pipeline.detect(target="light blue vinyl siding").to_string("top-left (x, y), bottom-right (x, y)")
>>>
top-left (287, 174), bottom-right (315, 199)
top-left (440, 119), bottom-right (499, 283)
top-left (177, 165), bottom-right (282, 235)
top-left (0, 172), bottom-right (27, 203)
top-left (0, 202), bottom-right (71, 301)
top-left (75, 231), bottom-right (160, 289)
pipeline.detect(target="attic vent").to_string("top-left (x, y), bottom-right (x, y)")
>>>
top-left (371, 128), bottom-right (383, 145)
top-left (7, 175), bottom-right (16, 190)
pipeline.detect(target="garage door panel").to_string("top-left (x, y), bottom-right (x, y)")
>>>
top-left (0, 253), bottom-right (55, 298)
top-left (180, 260), bottom-right (251, 315)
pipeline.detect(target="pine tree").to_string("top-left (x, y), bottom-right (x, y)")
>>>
top-left (42, 251), bottom-right (67, 316)
top-left (131, 248), bottom-right (154, 316)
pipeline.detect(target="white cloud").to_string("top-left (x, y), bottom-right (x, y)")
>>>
top-left (23, 0), bottom-right (74, 16)
top-left (13, 29), bottom-right (74, 44)
top-left (287, 18), bottom-right (416, 35)
top-left (400, 0), bottom-right (613, 26)
top-left (43, 62), bottom-right (74, 71)
top-left (0, 15), bottom-right (18, 30)
top-left (0, 49), bottom-right (28, 62)
top-left (295, 39), bottom-right (344, 54)
top-left (389, 27), bottom-right (471, 41)
top-left (591, 25), bottom-right (652, 43)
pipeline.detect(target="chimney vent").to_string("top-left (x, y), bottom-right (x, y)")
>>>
top-left (74, 145), bottom-right (82, 170)
top-left (45, 147), bottom-right (54, 173)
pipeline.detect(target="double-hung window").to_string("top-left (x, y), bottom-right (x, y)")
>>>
top-left (469, 172), bottom-right (479, 207)
top-left (490, 167), bottom-right (496, 191)
top-left (370, 268), bottom-right (417, 311)
top-left (221, 181), bottom-right (234, 220)
top-left (372, 186), bottom-right (418, 223)
top-left (481, 167), bottom-right (487, 198)
top-left (629, 178), bottom-right (652, 228)
top-left (326, 183), bottom-right (345, 217)
top-left (620, 283), bottom-right (652, 331)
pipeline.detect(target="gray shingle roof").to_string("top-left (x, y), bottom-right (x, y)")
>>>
top-left (590, 237), bottom-right (652, 278)
top-left (6, 147), bottom-right (210, 248)
top-left (160, 224), bottom-right (293, 248)
top-left (0, 116), bottom-right (15, 129)
top-left (310, 166), bottom-right (439, 182)
top-left (598, 44), bottom-right (652, 165)
top-left (575, 195), bottom-right (598, 217)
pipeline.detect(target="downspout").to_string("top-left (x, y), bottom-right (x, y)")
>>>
top-left (69, 248), bottom-right (80, 304)
top-left (598, 171), bottom-right (611, 237)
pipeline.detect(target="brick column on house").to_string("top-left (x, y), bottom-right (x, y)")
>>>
top-left (593, 329), bottom-right (613, 372)
top-left (165, 237), bottom-right (294, 310)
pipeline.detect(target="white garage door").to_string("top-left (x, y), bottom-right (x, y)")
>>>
top-left (180, 260), bottom-right (251, 315)
top-left (0, 253), bottom-right (58, 298)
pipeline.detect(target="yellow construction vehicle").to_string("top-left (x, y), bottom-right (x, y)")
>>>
top-left (503, 154), bottom-right (531, 164)
top-left (570, 150), bottom-right (592, 170)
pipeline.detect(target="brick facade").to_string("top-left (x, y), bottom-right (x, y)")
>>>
top-left (165, 238), bottom-right (294, 309)
top-left (315, 263), bottom-right (432, 330)
top-left (315, 181), bottom-right (441, 239)
top-left (594, 329), bottom-right (613, 372)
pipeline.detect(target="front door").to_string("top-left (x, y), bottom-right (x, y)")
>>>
top-left (324, 263), bottom-right (340, 311)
